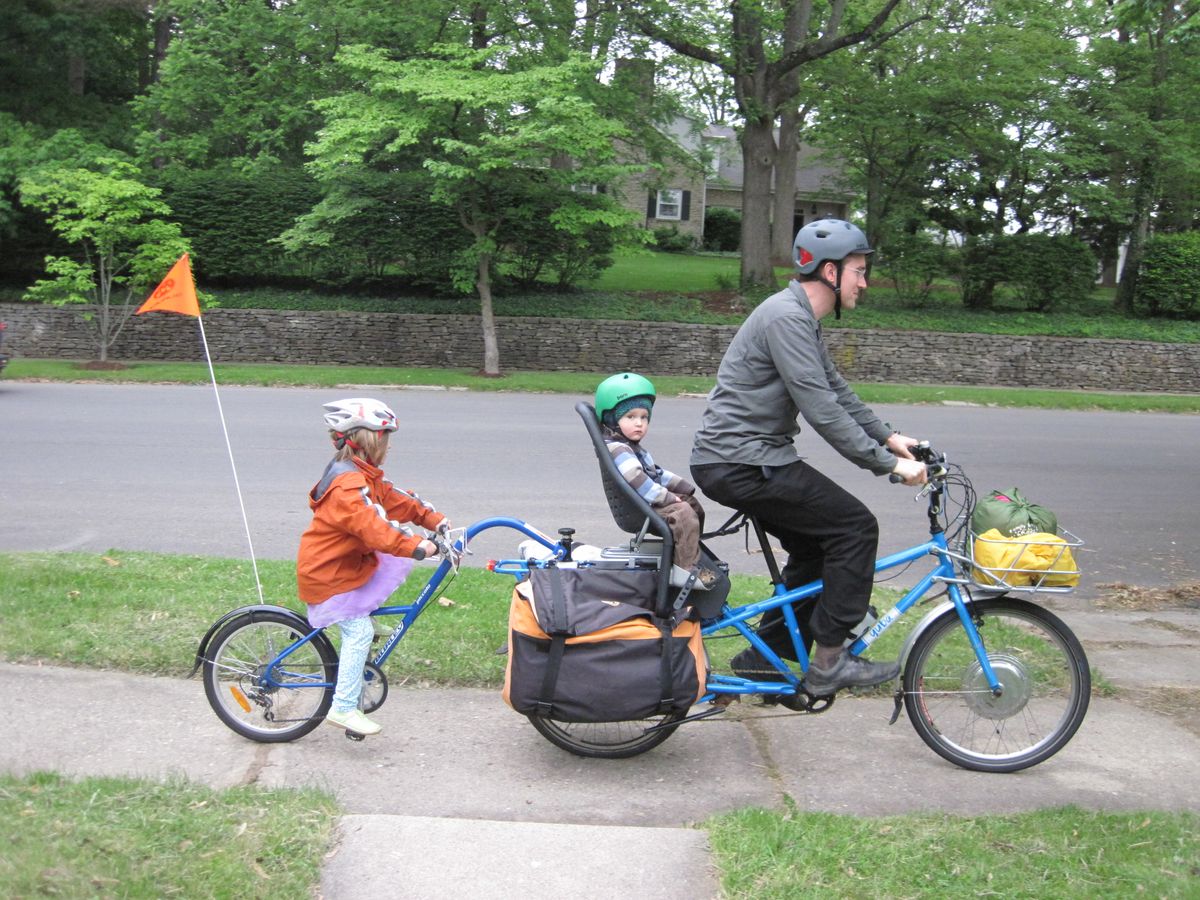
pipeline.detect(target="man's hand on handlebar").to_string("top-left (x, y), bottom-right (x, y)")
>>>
top-left (886, 432), bottom-right (921, 460)
top-left (892, 456), bottom-right (928, 486)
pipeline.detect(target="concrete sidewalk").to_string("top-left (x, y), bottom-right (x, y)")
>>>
top-left (2, 602), bottom-right (1198, 898)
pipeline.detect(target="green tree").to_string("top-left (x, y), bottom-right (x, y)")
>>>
top-left (0, 0), bottom-right (150, 145)
top-left (19, 153), bottom-right (190, 361)
top-left (623, 0), bottom-right (921, 288)
top-left (1108, 0), bottom-right (1200, 312)
top-left (301, 44), bottom-right (644, 374)
top-left (813, 0), bottom-right (1114, 309)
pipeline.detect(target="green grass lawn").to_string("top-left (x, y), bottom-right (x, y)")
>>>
top-left (1, 772), bottom-right (338, 899)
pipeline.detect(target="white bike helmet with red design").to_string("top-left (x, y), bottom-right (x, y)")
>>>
top-left (322, 397), bottom-right (398, 433)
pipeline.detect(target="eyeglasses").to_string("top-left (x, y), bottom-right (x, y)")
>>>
top-left (847, 266), bottom-right (868, 278)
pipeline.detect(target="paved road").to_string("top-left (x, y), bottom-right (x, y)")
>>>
top-left (2, 381), bottom-right (1198, 590)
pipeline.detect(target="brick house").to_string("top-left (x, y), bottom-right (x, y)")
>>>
top-left (607, 118), bottom-right (853, 247)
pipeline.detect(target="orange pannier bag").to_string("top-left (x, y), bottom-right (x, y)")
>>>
top-left (503, 564), bottom-right (707, 723)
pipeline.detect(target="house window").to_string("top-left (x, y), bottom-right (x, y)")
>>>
top-left (571, 183), bottom-right (599, 194)
top-left (656, 189), bottom-right (682, 220)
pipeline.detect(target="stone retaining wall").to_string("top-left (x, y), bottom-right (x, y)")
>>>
top-left (2, 303), bottom-right (1197, 393)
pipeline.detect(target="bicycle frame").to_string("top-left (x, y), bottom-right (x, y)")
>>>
top-left (704, 526), bottom-right (1002, 703)
top-left (257, 517), bottom-right (562, 691)
top-left (252, 507), bottom-right (1005, 707)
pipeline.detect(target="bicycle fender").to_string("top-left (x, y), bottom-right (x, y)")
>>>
top-left (898, 595), bottom-right (1040, 673)
top-left (189, 604), bottom-right (319, 679)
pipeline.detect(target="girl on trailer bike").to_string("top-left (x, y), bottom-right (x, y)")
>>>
top-left (297, 397), bottom-right (454, 737)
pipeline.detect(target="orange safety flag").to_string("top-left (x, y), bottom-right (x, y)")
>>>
top-left (137, 253), bottom-right (200, 317)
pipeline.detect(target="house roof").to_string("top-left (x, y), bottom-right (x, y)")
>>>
top-left (703, 124), bottom-right (852, 200)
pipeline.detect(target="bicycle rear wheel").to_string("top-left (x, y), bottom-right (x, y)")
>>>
top-left (903, 597), bottom-right (1090, 772)
top-left (526, 711), bottom-right (686, 759)
top-left (202, 611), bottom-right (337, 743)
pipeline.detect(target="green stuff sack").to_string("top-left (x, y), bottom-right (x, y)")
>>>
top-left (971, 488), bottom-right (1058, 538)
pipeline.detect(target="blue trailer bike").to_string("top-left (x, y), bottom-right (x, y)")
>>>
top-left (194, 405), bottom-right (1089, 773)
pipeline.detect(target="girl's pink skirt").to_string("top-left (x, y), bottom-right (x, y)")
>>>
top-left (305, 553), bottom-right (415, 628)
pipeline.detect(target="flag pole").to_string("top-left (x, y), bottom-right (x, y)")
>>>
top-left (196, 315), bottom-right (265, 604)
top-left (138, 254), bottom-right (264, 605)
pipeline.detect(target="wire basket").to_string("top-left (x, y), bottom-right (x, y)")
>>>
top-left (963, 529), bottom-right (1084, 593)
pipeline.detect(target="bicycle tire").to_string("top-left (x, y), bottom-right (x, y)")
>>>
top-left (526, 711), bottom-right (687, 759)
top-left (903, 597), bottom-right (1090, 772)
top-left (202, 611), bottom-right (337, 743)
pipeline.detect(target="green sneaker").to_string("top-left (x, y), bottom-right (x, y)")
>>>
top-left (325, 708), bottom-right (382, 735)
top-left (371, 617), bottom-right (392, 638)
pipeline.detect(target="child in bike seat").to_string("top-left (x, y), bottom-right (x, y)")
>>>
top-left (297, 397), bottom-right (451, 737)
top-left (595, 373), bottom-right (719, 589)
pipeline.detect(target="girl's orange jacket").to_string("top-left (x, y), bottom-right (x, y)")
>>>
top-left (297, 456), bottom-right (445, 605)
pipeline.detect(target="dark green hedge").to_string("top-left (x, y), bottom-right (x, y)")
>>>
top-left (1134, 231), bottom-right (1200, 319)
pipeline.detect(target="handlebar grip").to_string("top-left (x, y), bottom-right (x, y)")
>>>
top-left (888, 473), bottom-right (904, 484)
top-left (411, 546), bottom-right (427, 561)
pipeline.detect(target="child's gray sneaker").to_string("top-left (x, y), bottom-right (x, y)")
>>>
top-left (802, 651), bottom-right (900, 697)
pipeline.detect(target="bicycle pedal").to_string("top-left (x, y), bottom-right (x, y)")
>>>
top-left (344, 729), bottom-right (366, 742)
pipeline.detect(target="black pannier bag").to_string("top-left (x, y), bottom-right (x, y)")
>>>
top-left (502, 562), bottom-right (707, 723)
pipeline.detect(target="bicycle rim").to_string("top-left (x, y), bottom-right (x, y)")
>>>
top-left (526, 711), bottom-right (686, 759)
top-left (203, 615), bottom-right (335, 742)
top-left (903, 598), bottom-right (1090, 772)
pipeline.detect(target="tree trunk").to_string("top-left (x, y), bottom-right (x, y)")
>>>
top-left (740, 118), bottom-right (778, 289)
top-left (68, 55), bottom-right (85, 96)
top-left (960, 235), bottom-right (995, 310)
top-left (1115, 174), bottom-right (1154, 314)
top-left (476, 253), bottom-right (500, 375)
top-left (771, 106), bottom-right (800, 267)
top-left (1115, 5), bottom-right (1172, 314)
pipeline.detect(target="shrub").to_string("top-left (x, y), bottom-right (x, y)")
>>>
top-left (1133, 231), bottom-right (1200, 318)
top-left (1007, 233), bottom-right (1096, 311)
top-left (874, 231), bottom-right (952, 303)
top-left (652, 225), bottom-right (696, 253)
top-left (502, 187), bottom-right (617, 290)
top-left (155, 167), bottom-right (320, 282)
top-left (959, 233), bottom-right (1095, 311)
top-left (703, 207), bottom-right (741, 252)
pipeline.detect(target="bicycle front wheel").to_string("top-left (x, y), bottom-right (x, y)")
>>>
top-left (526, 711), bottom-right (686, 759)
top-left (202, 611), bottom-right (337, 743)
top-left (903, 597), bottom-right (1090, 772)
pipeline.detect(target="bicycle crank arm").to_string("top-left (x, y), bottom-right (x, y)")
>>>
top-left (642, 706), bottom-right (727, 733)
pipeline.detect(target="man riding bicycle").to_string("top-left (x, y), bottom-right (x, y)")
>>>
top-left (690, 219), bottom-right (927, 696)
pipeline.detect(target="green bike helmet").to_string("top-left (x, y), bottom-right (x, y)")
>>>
top-left (595, 372), bottom-right (656, 427)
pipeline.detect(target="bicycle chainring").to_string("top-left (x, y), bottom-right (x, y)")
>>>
top-left (359, 662), bottom-right (389, 714)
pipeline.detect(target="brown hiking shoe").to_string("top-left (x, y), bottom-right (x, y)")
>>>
top-left (802, 651), bottom-right (900, 697)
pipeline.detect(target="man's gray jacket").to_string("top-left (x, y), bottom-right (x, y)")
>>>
top-left (690, 281), bottom-right (896, 475)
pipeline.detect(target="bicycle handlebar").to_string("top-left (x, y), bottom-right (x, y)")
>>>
top-left (888, 442), bottom-right (948, 484)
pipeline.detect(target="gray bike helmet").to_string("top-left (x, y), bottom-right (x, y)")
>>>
top-left (792, 218), bottom-right (873, 274)
top-left (792, 218), bottom-right (873, 319)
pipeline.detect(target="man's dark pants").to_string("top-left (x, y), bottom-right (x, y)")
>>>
top-left (691, 459), bottom-right (879, 655)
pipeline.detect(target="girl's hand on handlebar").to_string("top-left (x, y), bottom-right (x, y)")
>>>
top-left (892, 457), bottom-right (928, 486)
top-left (414, 539), bottom-right (438, 559)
